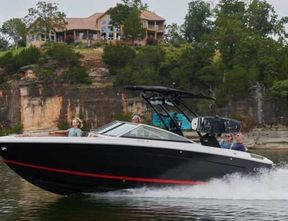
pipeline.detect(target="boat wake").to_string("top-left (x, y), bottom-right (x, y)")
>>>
top-left (93, 165), bottom-right (288, 200)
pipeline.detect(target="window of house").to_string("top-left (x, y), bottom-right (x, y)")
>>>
top-left (41, 34), bottom-right (46, 41)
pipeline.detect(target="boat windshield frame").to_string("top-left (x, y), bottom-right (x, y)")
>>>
top-left (92, 121), bottom-right (192, 143)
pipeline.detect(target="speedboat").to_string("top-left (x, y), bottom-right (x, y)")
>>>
top-left (0, 86), bottom-right (273, 195)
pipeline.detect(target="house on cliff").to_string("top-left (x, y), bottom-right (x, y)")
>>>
top-left (27, 10), bottom-right (165, 47)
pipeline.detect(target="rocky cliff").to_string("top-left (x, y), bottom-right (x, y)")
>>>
top-left (0, 85), bottom-right (126, 132)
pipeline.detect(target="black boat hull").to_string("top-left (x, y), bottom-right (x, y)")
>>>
top-left (0, 142), bottom-right (272, 195)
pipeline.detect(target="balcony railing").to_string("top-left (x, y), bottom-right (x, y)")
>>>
top-left (147, 24), bottom-right (164, 31)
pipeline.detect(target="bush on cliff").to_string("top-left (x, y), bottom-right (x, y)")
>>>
top-left (38, 43), bottom-right (91, 85)
top-left (0, 47), bottom-right (41, 73)
top-left (15, 47), bottom-right (41, 68)
top-left (62, 66), bottom-right (91, 84)
top-left (44, 43), bottom-right (82, 67)
top-left (0, 52), bottom-right (16, 73)
top-left (0, 43), bottom-right (91, 85)
top-left (0, 123), bottom-right (22, 136)
top-left (102, 44), bottom-right (135, 74)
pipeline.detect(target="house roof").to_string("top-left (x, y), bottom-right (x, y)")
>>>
top-left (140, 10), bottom-right (165, 21)
top-left (65, 13), bottom-right (103, 31)
top-left (63, 10), bottom-right (165, 31)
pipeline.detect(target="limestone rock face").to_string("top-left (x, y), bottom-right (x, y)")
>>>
top-left (88, 67), bottom-right (112, 87)
top-left (20, 87), bottom-right (63, 131)
top-left (1, 86), bottom-right (123, 132)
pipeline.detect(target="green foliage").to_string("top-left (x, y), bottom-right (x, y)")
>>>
top-left (0, 52), bottom-right (16, 72)
top-left (223, 67), bottom-right (252, 99)
top-left (37, 43), bottom-right (90, 84)
top-left (246, 0), bottom-right (282, 37)
top-left (91, 41), bottom-right (106, 48)
top-left (24, 1), bottom-right (67, 43)
top-left (183, 0), bottom-right (213, 42)
top-left (0, 47), bottom-right (41, 73)
top-left (164, 23), bottom-right (185, 45)
top-left (0, 0), bottom-right (286, 113)
top-left (114, 46), bottom-right (164, 85)
top-left (36, 68), bottom-right (56, 84)
top-left (109, 0), bottom-right (146, 42)
top-left (134, 46), bottom-right (164, 68)
top-left (57, 120), bottom-right (69, 130)
top-left (215, 86), bottom-right (229, 107)
top-left (122, 8), bottom-right (146, 41)
top-left (0, 123), bottom-right (22, 136)
top-left (103, 44), bottom-right (136, 70)
top-left (270, 80), bottom-right (288, 97)
top-left (0, 36), bottom-right (9, 50)
top-left (44, 43), bottom-right (81, 66)
top-left (62, 66), bottom-right (91, 84)
top-left (114, 111), bottom-right (133, 122)
top-left (121, 0), bottom-right (148, 10)
top-left (106, 0), bottom-right (288, 113)
top-left (216, 0), bottom-right (246, 22)
top-left (168, 42), bottom-right (216, 92)
top-left (0, 47), bottom-right (25, 57)
top-left (15, 47), bottom-right (41, 67)
top-left (109, 4), bottom-right (130, 26)
top-left (0, 82), bottom-right (10, 91)
top-left (0, 18), bottom-right (27, 47)
top-left (0, 42), bottom-right (91, 85)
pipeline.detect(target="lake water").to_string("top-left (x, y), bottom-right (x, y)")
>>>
top-left (1, 150), bottom-right (288, 221)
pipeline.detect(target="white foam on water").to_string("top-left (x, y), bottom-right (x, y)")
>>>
top-left (97, 165), bottom-right (288, 200)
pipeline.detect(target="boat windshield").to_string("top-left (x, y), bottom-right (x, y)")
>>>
top-left (93, 121), bottom-right (191, 143)
top-left (93, 121), bottom-right (138, 136)
top-left (122, 125), bottom-right (191, 143)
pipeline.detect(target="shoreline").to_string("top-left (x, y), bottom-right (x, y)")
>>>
top-left (184, 126), bottom-right (288, 150)
top-left (245, 126), bottom-right (288, 150)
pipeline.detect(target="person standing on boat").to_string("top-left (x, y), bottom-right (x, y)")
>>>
top-left (220, 133), bottom-right (234, 149)
top-left (231, 133), bottom-right (246, 152)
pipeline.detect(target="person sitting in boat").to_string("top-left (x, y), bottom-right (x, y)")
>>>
top-left (131, 114), bottom-right (141, 124)
top-left (50, 117), bottom-right (83, 137)
top-left (68, 117), bottom-right (83, 137)
top-left (231, 132), bottom-right (247, 152)
top-left (220, 133), bottom-right (234, 149)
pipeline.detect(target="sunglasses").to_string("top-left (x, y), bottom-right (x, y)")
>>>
top-left (225, 135), bottom-right (231, 137)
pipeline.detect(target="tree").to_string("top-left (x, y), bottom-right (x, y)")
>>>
top-left (183, 0), bottom-right (213, 42)
top-left (122, 8), bottom-right (146, 41)
top-left (213, 0), bottom-right (247, 69)
top-left (102, 44), bottom-right (136, 72)
top-left (164, 23), bottom-right (185, 45)
top-left (24, 1), bottom-right (66, 44)
top-left (270, 80), bottom-right (288, 98)
top-left (109, 0), bottom-right (147, 42)
top-left (0, 36), bottom-right (9, 50)
top-left (109, 0), bottom-right (147, 27)
top-left (246, 0), bottom-right (276, 37)
top-left (121, 0), bottom-right (148, 10)
top-left (246, 0), bottom-right (288, 39)
top-left (0, 18), bottom-right (26, 47)
top-left (173, 42), bottom-right (216, 91)
top-left (44, 43), bottom-right (81, 66)
top-left (109, 3), bottom-right (130, 27)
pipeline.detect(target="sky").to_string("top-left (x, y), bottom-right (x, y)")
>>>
top-left (0, 0), bottom-right (287, 27)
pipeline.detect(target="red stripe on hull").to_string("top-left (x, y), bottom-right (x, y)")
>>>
top-left (3, 159), bottom-right (206, 185)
